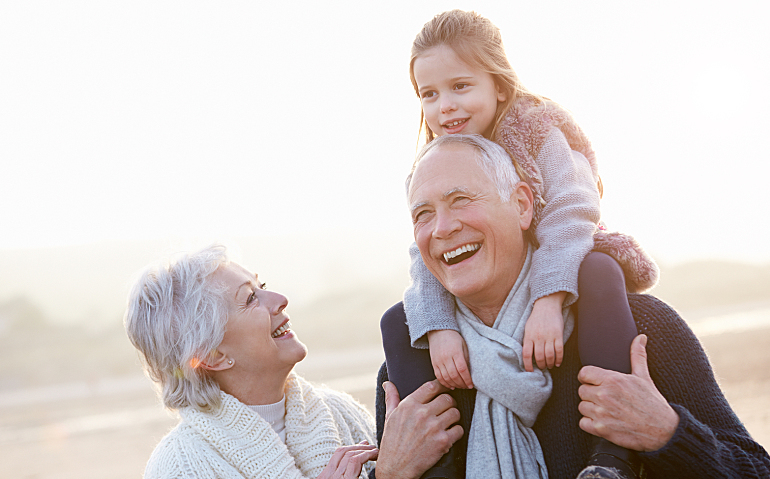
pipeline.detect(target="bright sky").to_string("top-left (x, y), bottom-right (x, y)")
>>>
top-left (2, 0), bottom-right (769, 265)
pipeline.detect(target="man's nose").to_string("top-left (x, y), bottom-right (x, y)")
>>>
top-left (432, 210), bottom-right (461, 239)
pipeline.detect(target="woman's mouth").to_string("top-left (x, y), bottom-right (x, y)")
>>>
top-left (443, 243), bottom-right (480, 265)
top-left (271, 321), bottom-right (292, 338)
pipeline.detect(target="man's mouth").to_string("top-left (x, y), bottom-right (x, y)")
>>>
top-left (443, 243), bottom-right (480, 265)
top-left (271, 321), bottom-right (292, 338)
top-left (443, 118), bottom-right (468, 129)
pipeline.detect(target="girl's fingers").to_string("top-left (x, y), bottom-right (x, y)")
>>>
top-left (535, 341), bottom-right (546, 370)
top-left (523, 340), bottom-right (534, 373)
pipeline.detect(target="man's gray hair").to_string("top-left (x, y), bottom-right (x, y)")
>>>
top-left (406, 134), bottom-right (522, 201)
top-left (124, 244), bottom-right (230, 412)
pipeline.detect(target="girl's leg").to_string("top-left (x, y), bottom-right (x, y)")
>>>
top-left (577, 252), bottom-right (637, 373)
top-left (380, 302), bottom-right (436, 397)
top-left (576, 252), bottom-right (642, 479)
top-left (380, 302), bottom-right (463, 479)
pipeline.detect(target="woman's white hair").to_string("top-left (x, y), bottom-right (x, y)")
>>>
top-left (406, 134), bottom-right (522, 201)
top-left (124, 244), bottom-right (230, 412)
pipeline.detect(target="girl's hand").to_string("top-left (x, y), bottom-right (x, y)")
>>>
top-left (317, 442), bottom-right (378, 479)
top-left (523, 292), bottom-right (567, 372)
top-left (427, 330), bottom-right (473, 389)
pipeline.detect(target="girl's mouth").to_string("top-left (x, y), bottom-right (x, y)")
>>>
top-left (442, 118), bottom-right (468, 131)
top-left (443, 243), bottom-right (480, 265)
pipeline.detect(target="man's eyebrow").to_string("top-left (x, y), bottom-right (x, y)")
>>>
top-left (409, 187), bottom-right (471, 214)
top-left (443, 186), bottom-right (471, 198)
top-left (410, 200), bottom-right (429, 214)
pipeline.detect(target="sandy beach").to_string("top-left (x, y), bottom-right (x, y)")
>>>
top-left (1, 306), bottom-right (768, 478)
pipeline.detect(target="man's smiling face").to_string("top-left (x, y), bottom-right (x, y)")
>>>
top-left (408, 142), bottom-right (532, 315)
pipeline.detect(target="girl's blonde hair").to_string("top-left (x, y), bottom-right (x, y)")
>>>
top-left (409, 10), bottom-right (544, 145)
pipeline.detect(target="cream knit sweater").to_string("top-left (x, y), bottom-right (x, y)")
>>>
top-left (144, 373), bottom-right (376, 479)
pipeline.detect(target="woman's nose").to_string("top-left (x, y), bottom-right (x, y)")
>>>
top-left (267, 291), bottom-right (289, 315)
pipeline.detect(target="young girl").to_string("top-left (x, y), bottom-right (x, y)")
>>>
top-left (380, 9), bottom-right (658, 479)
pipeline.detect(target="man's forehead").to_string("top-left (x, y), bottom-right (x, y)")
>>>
top-left (409, 144), bottom-right (487, 201)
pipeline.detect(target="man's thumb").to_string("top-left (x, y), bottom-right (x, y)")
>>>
top-left (383, 381), bottom-right (400, 419)
top-left (630, 334), bottom-right (650, 379)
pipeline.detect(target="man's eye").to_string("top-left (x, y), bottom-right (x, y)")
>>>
top-left (247, 290), bottom-right (256, 305)
top-left (259, 282), bottom-right (267, 290)
top-left (413, 210), bottom-right (431, 223)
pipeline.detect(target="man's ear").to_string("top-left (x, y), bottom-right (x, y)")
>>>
top-left (512, 181), bottom-right (534, 230)
top-left (198, 350), bottom-right (234, 372)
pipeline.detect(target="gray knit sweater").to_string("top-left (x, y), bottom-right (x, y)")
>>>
top-left (404, 128), bottom-right (598, 347)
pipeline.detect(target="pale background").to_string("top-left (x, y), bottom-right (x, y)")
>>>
top-left (1, 1), bottom-right (768, 477)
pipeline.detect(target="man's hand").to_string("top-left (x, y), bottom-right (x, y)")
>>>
top-left (428, 329), bottom-right (473, 389)
top-left (376, 380), bottom-right (463, 479)
top-left (577, 334), bottom-right (680, 452)
top-left (523, 292), bottom-right (566, 372)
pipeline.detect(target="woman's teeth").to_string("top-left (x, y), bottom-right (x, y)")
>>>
top-left (443, 243), bottom-right (480, 263)
top-left (271, 321), bottom-right (291, 338)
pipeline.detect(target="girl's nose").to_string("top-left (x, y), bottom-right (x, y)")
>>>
top-left (440, 97), bottom-right (457, 114)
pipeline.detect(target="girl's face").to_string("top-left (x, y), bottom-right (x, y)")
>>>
top-left (413, 45), bottom-right (506, 139)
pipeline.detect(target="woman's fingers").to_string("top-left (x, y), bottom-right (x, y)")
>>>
top-left (342, 448), bottom-right (379, 477)
top-left (318, 443), bottom-right (378, 479)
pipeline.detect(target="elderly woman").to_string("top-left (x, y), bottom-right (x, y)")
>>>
top-left (125, 245), bottom-right (378, 479)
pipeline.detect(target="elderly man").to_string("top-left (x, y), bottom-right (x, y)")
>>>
top-left (375, 135), bottom-right (770, 478)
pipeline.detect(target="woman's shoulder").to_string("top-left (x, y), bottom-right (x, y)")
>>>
top-left (143, 422), bottom-right (195, 478)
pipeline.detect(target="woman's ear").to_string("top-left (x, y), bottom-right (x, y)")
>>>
top-left (512, 181), bottom-right (534, 230)
top-left (199, 350), bottom-right (234, 372)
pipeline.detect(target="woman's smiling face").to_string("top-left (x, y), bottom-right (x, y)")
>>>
top-left (213, 262), bottom-right (307, 378)
top-left (413, 45), bottom-right (506, 138)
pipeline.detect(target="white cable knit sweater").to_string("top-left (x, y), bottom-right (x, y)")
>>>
top-left (144, 373), bottom-right (376, 479)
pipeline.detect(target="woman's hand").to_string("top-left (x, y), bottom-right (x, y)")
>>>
top-left (317, 441), bottom-right (378, 479)
top-left (427, 329), bottom-right (473, 389)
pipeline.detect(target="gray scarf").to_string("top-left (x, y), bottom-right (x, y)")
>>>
top-left (456, 247), bottom-right (574, 478)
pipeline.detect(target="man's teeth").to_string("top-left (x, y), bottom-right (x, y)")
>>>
top-left (445, 119), bottom-right (465, 127)
top-left (271, 322), bottom-right (291, 338)
top-left (443, 244), bottom-right (480, 262)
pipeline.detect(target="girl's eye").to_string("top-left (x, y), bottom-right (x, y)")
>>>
top-left (421, 90), bottom-right (437, 99)
top-left (454, 83), bottom-right (469, 90)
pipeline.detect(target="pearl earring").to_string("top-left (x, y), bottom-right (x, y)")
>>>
top-left (228, 359), bottom-right (233, 365)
